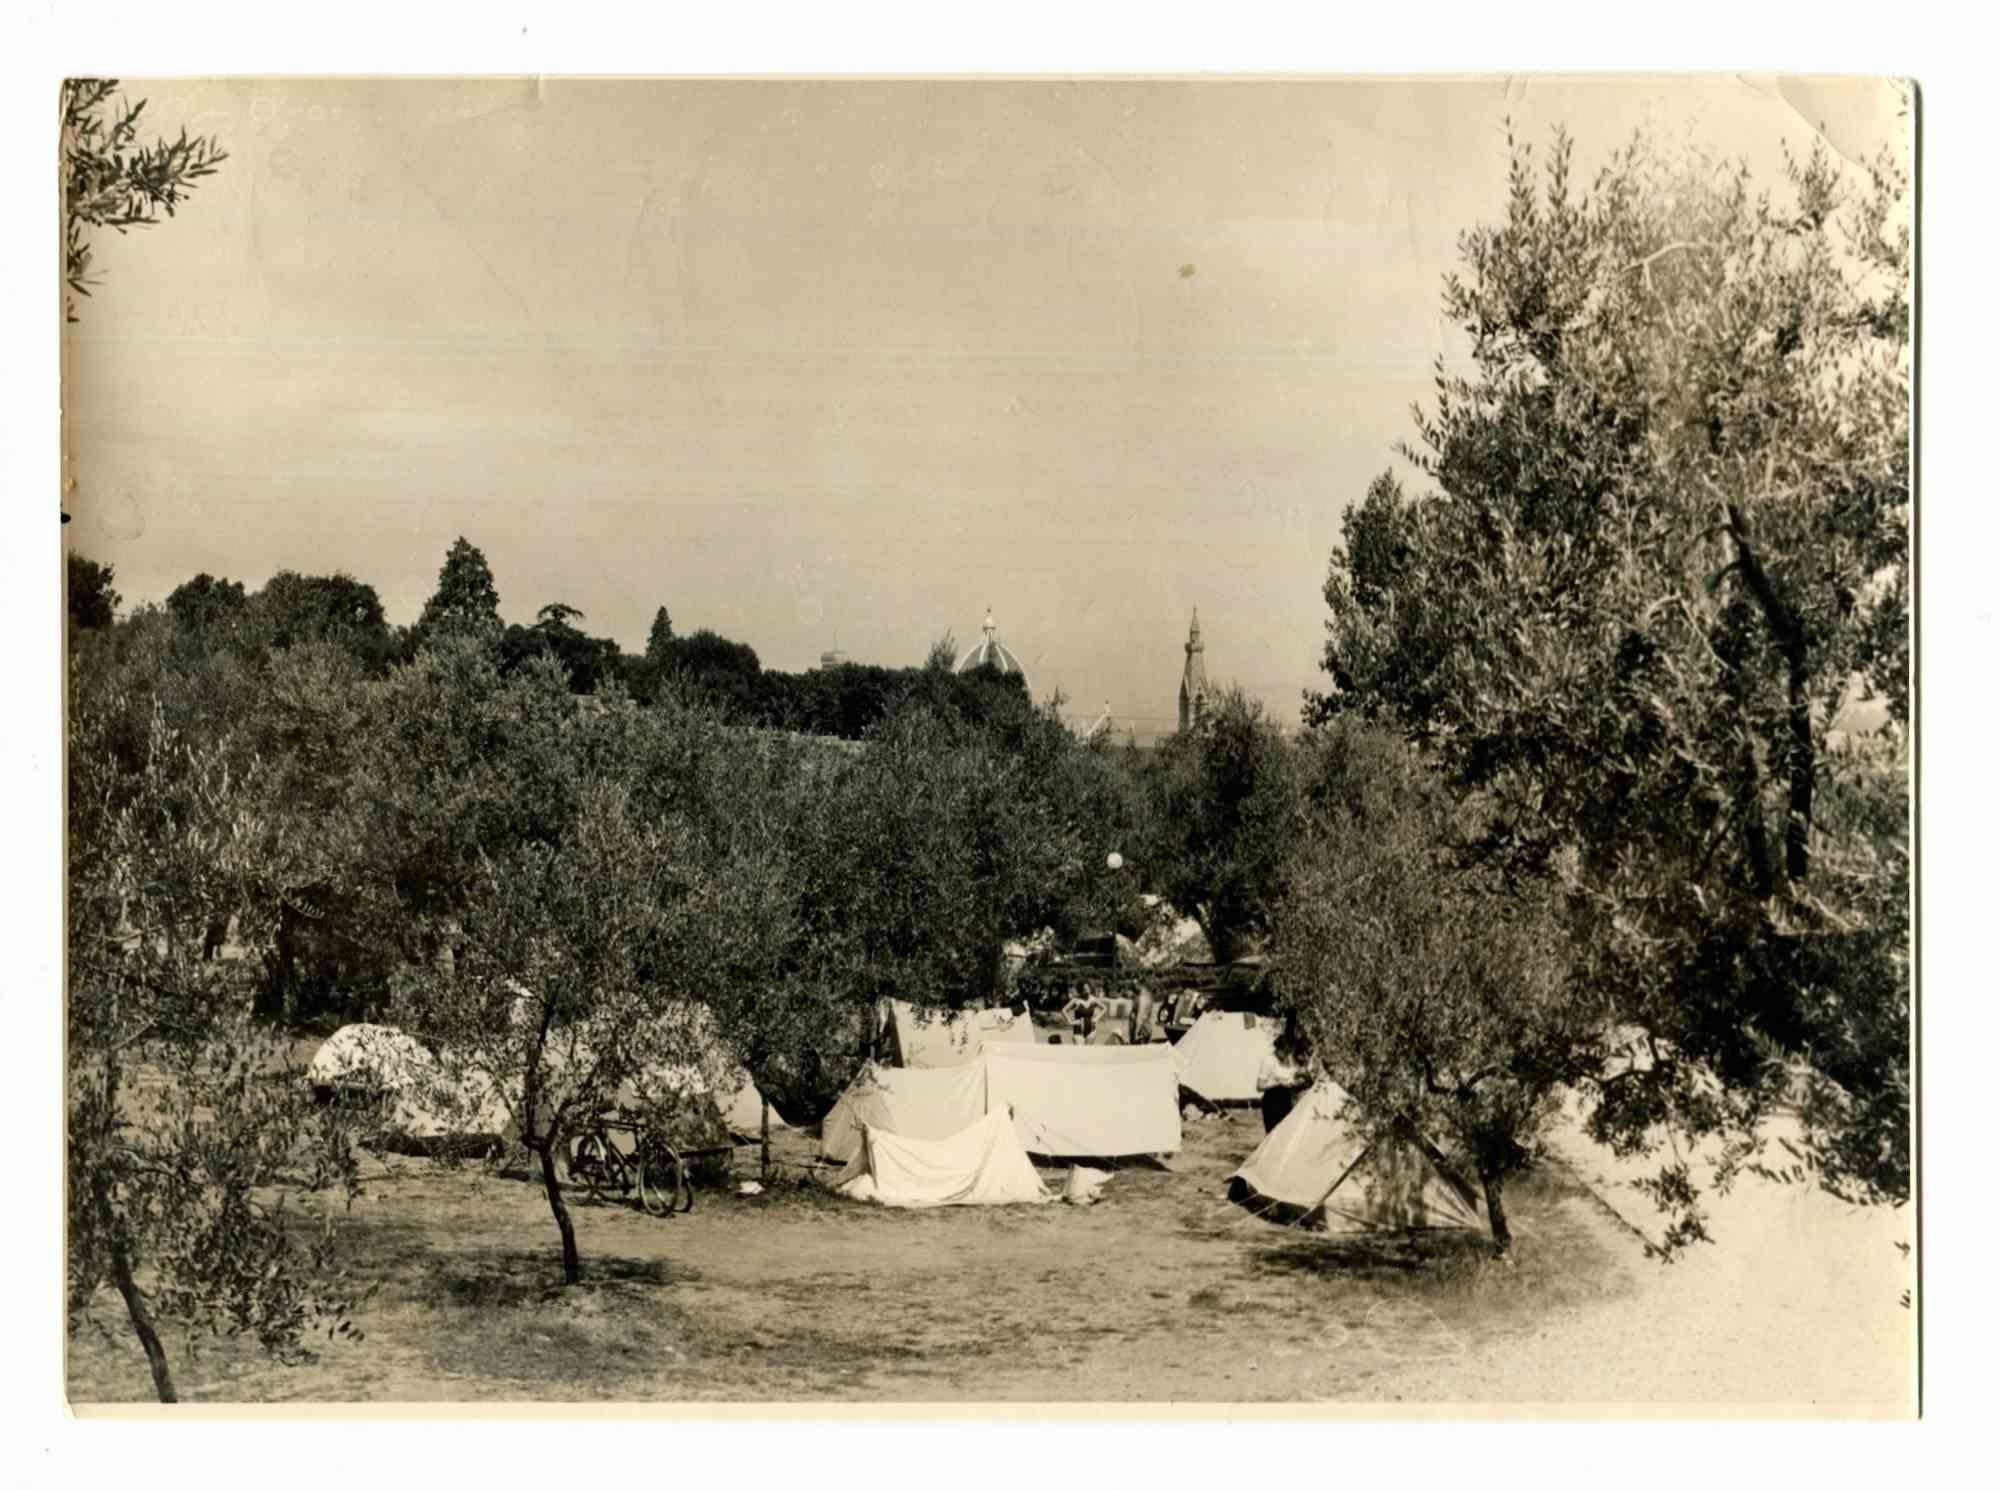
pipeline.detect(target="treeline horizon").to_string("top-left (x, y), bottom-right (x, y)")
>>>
top-left (65, 539), bottom-right (1049, 743)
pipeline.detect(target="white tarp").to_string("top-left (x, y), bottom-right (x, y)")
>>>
top-left (1173, 1011), bottom-right (1294, 1103)
top-left (885, 999), bottom-right (1037, 1069)
top-left (835, 1110), bottom-right (1050, 1208)
top-left (983, 1041), bottom-right (1182, 1158)
top-left (819, 1061), bottom-right (990, 1165)
top-left (1230, 1081), bottom-right (1484, 1233)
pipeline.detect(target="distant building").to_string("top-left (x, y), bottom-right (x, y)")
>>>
top-left (1077, 699), bottom-right (1114, 743)
top-left (818, 649), bottom-right (850, 670)
top-left (1178, 608), bottom-right (1209, 733)
top-left (956, 609), bottom-right (1031, 695)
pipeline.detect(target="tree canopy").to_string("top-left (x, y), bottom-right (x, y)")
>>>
top-left (645, 606), bottom-right (675, 661)
top-left (1307, 128), bottom-right (1911, 1239)
top-left (415, 537), bottom-right (504, 645)
top-left (67, 552), bottom-right (121, 631)
top-left (1141, 687), bottom-right (1299, 963)
top-left (1275, 721), bottom-right (1587, 1255)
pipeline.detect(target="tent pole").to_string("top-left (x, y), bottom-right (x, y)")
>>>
top-left (1281, 1149), bottom-right (1372, 1231)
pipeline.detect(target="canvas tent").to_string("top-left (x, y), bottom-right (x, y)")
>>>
top-left (983, 1042), bottom-right (1182, 1158)
top-left (1229, 1081), bottom-right (1484, 1234)
top-left (306, 1024), bottom-right (513, 1142)
top-left (819, 1060), bottom-right (990, 1165)
top-left (1173, 1011), bottom-right (1294, 1104)
top-left (882, 999), bottom-right (1037, 1069)
top-left (1134, 895), bottom-right (1212, 967)
top-left (516, 992), bottom-right (786, 1141)
top-left (717, 1074), bottom-right (785, 1139)
top-left (820, 1042), bottom-right (1182, 1163)
top-left (632, 1061), bottom-right (790, 1141)
top-left (834, 1109), bottom-right (1050, 1208)
top-left (307, 1023), bottom-right (431, 1092)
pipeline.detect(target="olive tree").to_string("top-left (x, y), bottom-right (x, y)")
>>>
top-left (1274, 724), bottom-right (1593, 1256)
top-left (1309, 126), bottom-right (1911, 1245)
top-left (67, 678), bottom-right (363, 1401)
top-left (1141, 687), bottom-right (1299, 962)
top-left (389, 781), bottom-right (733, 1286)
top-left (61, 78), bottom-right (227, 323)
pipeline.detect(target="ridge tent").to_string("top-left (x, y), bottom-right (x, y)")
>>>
top-left (1229, 1081), bottom-right (1484, 1234)
top-left (1173, 1011), bottom-right (1294, 1104)
top-left (522, 992), bottom-right (786, 1141)
top-left (882, 999), bottom-right (1037, 1069)
top-left (819, 1045), bottom-right (1184, 1163)
top-left (983, 1041), bottom-right (1182, 1158)
top-left (834, 1109), bottom-right (1050, 1208)
top-left (718, 1074), bottom-right (787, 1140)
top-left (819, 1060), bottom-right (989, 1165)
top-left (306, 1024), bottom-right (513, 1143)
top-left (628, 1061), bottom-right (791, 1141)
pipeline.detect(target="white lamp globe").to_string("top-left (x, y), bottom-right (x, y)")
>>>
top-left (1106, 852), bottom-right (1124, 871)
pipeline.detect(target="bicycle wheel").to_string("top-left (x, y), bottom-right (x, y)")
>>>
top-left (637, 1142), bottom-right (686, 1218)
top-left (569, 1130), bottom-right (623, 1204)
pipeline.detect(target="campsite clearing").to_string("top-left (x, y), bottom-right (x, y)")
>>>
top-left (64, 1103), bottom-right (1902, 1407)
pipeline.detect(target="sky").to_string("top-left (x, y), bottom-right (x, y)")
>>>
top-left (62, 76), bottom-right (1905, 740)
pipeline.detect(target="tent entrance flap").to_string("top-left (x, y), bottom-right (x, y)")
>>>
top-left (819, 1061), bottom-right (989, 1165)
top-left (835, 1111), bottom-right (1050, 1208)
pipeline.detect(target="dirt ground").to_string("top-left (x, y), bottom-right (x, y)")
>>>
top-left (65, 1107), bottom-right (1914, 1409)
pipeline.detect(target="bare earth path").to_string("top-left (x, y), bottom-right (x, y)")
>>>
top-left (66, 1108), bottom-right (1913, 1410)
top-left (1377, 1118), bottom-right (1916, 1413)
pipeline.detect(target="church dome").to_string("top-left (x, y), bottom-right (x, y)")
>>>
top-left (956, 610), bottom-right (1031, 692)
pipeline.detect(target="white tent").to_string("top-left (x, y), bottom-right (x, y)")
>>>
top-left (834, 1110), bottom-right (1050, 1208)
top-left (820, 1042), bottom-right (1183, 1163)
top-left (306, 1024), bottom-right (513, 1141)
top-left (306, 1023), bottom-right (431, 1090)
top-left (819, 1061), bottom-right (990, 1165)
top-left (1173, 1011), bottom-right (1294, 1104)
top-left (630, 1060), bottom-right (790, 1141)
top-left (883, 999), bottom-right (1037, 1069)
top-left (1134, 895), bottom-right (1213, 967)
top-left (1229, 1081), bottom-right (1484, 1234)
top-left (717, 1074), bottom-right (786, 1139)
top-left (983, 1042), bottom-right (1182, 1158)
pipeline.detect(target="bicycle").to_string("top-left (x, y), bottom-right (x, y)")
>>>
top-left (565, 1109), bottom-right (694, 1217)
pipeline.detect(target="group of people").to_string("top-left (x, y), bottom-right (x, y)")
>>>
top-left (1060, 981), bottom-right (1167, 1045)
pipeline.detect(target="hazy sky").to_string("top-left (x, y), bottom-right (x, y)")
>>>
top-left (63, 76), bottom-right (1903, 738)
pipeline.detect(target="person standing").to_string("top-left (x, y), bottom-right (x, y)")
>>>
top-left (1256, 1040), bottom-right (1304, 1132)
top-left (1131, 984), bottom-right (1158, 1045)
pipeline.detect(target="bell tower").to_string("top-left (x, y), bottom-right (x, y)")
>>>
top-left (1178, 608), bottom-right (1208, 733)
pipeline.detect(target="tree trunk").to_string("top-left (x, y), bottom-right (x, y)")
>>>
top-left (1781, 641), bottom-right (1813, 886)
top-left (1480, 1169), bottom-right (1513, 1259)
top-left (109, 1234), bottom-right (176, 1402)
top-left (254, 906), bottom-right (297, 1023)
top-left (1724, 502), bottom-right (1814, 887)
top-left (760, 1096), bottom-right (771, 1183)
top-left (534, 1136), bottom-right (582, 1285)
top-left (1737, 742), bottom-right (1774, 900)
